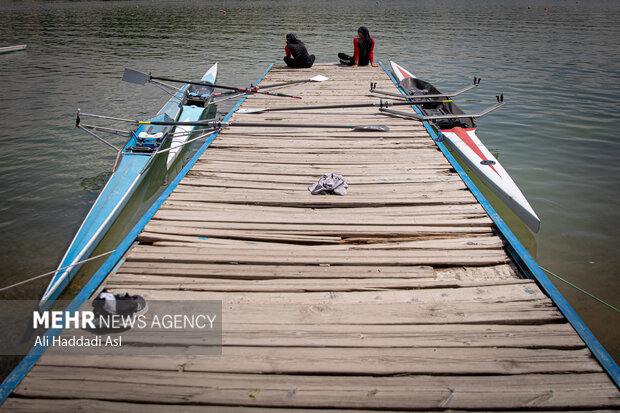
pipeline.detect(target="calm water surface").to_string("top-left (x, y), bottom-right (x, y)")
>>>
top-left (1, 0), bottom-right (618, 363)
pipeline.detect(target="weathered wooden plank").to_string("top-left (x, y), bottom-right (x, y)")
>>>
top-left (116, 261), bottom-right (436, 278)
top-left (160, 201), bottom-right (486, 216)
top-left (147, 235), bottom-right (503, 250)
top-left (37, 347), bottom-right (600, 375)
top-left (97, 294), bottom-right (561, 326)
top-left (218, 322), bottom-right (587, 349)
top-left (107, 274), bottom-right (530, 292)
top-left (104, 283), bottom-right (549, 305)
top-left (199, 153), bottom-right (445, 164)
top-left (140, 227), bottom-right (347, 243)
top-left (144, 221), bottom-right (496, 237)
top-left (139, 239), bottom-right (504, 254)
top-left (179, 179), bottom-right (469, 193)
top-left (166, 191), bottom-right (478, 208)
top-left (185, 171), bottom-right (463, 185)
top-left (192, 159), bottom-right (453, 174)
top-left (11, 370), bottom-right (620, 410)
top-left (126, 245), bottom-right (508, 266)
top-left (5, 398), bottom-right (617, 413)
top-left (152, 209), bottom-right (491, 227)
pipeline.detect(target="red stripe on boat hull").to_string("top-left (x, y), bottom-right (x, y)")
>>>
top-left (444, 127), bottom-right (501, 177)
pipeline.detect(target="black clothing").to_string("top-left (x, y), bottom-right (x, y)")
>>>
top-left (285, 40), bottom-right (315, 68)
top-left (355, 27), bottom-right (373, 66)
top-left (284, 54), bottom-right (315, 68)
top-left (338, 26), bottom-right (374, 66)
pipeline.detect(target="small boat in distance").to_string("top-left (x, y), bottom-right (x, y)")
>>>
top-left (0, 44), bottom-right (26, 54)
top-left (39, 63), bottom-right (218, 310)
top-left (387, 61), bottom-right (540, 233)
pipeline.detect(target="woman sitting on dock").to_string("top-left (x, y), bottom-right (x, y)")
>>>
top-left (338, 26), bottom-right (377, 68)
top-left (283, 33), bottom-right (316, 68)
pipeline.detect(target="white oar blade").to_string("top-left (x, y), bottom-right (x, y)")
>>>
top-left (310, 75), bottom-right (329, 82)
top-left (236, 108), bottom-right (268, 114)
top-left (122, 68), bottom-right (150, 85)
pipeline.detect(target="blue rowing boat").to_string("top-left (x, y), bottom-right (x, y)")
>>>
top-left (39, 63), bottom-right (218, 310)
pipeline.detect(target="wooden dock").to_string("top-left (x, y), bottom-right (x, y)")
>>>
top-left (3, 63), bottom-right (619, 411)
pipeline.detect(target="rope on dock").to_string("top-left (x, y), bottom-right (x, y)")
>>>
top-left (540, 265), bottom-right (619, 313)
top-left (0, 250), bottom-right (115, 293)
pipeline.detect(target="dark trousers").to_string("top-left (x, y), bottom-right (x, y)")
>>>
top-left (338, 53), bottom-right (369, 66)
top-left (284, 55), bottom-right (315, 68)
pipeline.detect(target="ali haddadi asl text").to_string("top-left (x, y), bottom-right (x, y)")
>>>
top-left (35, 335), bottom-right (121, 348)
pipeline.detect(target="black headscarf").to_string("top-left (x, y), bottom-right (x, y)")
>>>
top-left (286, 33), bottom-right (300, 44)
top-left (357, 26), bottom-right (371, 41)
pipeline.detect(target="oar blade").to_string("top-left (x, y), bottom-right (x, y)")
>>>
top-left (352, 125), bottom-right (390, 132)
top-left (236, 108), bottom-right (268, 114)
top-left (310, 75), bottom-right (329, 82)
top-left (122, 68), bottom-right (150, 85)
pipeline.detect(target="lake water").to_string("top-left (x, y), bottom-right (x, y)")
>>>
top-left (0, 0), bottom-right (618, 366)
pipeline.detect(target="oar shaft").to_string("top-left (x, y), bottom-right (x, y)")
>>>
top-left (244, 100), bottom-right (451, 113)
top-left (229, 122), bottom-right (355, 129)
top-left (151, 75), bottom-right (299, 98)
top-left (140, 120), bottom-right (356, 129)
top-left (257, 79), bottom-right (309, 90)
top-left (150, 75), bottom-right (226, 90)
top-left (138, 119), bottom-right (387, 131)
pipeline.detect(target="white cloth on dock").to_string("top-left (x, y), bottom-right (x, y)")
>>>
top-left (308, 173), bottom-right (348, 196)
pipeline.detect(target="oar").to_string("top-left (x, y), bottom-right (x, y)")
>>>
top-left (195, 74), bottom-right (330, 101)
top-left (258, 74), bottom-right (329, 90)
top-left (138, 119), bottom-right (389, 132)
top-left (122, 68), bottom-right (301, 99)
top-left (213, 75), bottom-right (329, 96)
top-left (235, 99), bottom-right (453, 114)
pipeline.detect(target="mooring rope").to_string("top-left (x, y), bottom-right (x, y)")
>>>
top-left (539, 265), bottom-right (619, 313)
top-left (0, 250), bottom-right (115, 293)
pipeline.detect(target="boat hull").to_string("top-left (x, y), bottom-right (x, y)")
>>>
top-left (389, 61), bottom-right (540, 233)
top-left (39, 153), bottom-right (151, 307)
top-left (0, 44), bottom-right (26, 54)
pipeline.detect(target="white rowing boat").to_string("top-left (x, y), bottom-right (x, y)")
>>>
top-left (389, 61), bottom-right (540, 233)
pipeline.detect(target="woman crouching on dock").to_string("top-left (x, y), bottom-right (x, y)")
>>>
top-left (284, 33), bottom-right (316, 68)
top-left (338, 26), bottom-right (377, 68)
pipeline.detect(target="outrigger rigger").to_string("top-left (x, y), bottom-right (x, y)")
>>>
top-left (380, 61), bottom-right (540, 233)
top-left (39, 63), bottom-right (219, 310)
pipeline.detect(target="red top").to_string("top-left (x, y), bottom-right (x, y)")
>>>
top-left (285, 45), bottom-right (291, 58)
top-left (353, 37), bottom-right (374, 63)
